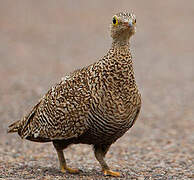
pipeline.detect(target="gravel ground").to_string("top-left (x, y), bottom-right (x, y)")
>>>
top-left (0, 1), bottom-right (193, 179)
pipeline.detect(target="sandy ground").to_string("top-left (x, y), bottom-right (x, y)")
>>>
top-left (0, 1), bottom-right (193, 179)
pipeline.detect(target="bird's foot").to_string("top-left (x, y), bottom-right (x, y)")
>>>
top-left (103, 169), bottom-right (121, 177)
top-left (61, 166), bottom-right (80, 174)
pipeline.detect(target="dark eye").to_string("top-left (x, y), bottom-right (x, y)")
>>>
top-left (113, 17), bottom-right (116, 24)
top-left (112, 16), bottom-right (118, 25)
top-left (134, 19), bottom-right (136, 23)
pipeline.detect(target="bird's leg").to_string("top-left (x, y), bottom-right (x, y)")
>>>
top-left (53, 141), bottom-right (79, 174)
top-left (93, 144), bottom-right (120, 177)
top-left (56, 149), bottom-right (79, 174)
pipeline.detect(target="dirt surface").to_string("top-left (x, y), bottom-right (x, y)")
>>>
top-left (0, 1), bottom-right (193, 179)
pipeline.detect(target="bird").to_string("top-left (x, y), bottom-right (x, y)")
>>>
top-left (7, 12), bottom-right (141, 177)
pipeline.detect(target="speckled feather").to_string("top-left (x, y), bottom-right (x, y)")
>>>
top-left (8, 12), bottom-right (141, 147)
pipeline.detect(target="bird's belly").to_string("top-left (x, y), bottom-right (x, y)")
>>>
top-left (78, 124), bottom-right (126, 145)
top-left (82, 107), bottom-right (138, 145)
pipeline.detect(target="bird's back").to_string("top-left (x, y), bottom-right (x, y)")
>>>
top-left (8, 67), bottom-right (92, 141)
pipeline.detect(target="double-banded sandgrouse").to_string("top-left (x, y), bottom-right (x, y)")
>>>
top-left (8, 12), bottom-right (141, 177)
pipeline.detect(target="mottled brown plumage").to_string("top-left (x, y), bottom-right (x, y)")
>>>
top-left (8, 12), bottom-right (141, 177)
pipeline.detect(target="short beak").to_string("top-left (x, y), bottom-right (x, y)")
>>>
top-left (128, 20), bottom-right (133, 27)
top-left (124, 20), bottom-right (133, 28)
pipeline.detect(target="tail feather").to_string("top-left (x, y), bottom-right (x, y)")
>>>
top-left (7, 100), bottom-right (41, 136)
top-left (7, 120), bottom-right (21, 133)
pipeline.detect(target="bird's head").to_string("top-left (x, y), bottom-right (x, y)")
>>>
top-left (110, 12), bottom-right (136, 46)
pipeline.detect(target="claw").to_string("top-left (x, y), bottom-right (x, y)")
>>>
top-left (61, 166), bottom-right (80, 174)
top-left (103, 169), bottom-right (121, 177)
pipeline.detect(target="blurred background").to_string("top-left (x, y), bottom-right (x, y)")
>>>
top-left (0, 0), bottom-right (193, 179)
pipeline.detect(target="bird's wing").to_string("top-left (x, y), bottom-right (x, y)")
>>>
top-left (19, 70), bottom-right (91, 141)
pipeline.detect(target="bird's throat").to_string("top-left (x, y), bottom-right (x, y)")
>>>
top-left (112, 39), bottom-right (130, 48)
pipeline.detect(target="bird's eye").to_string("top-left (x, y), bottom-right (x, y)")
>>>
top-left (112, 16), bottom-right (118, 26)
top-left (134, 19), bottom-right (136, 23)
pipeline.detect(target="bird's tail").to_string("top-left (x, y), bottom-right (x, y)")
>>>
top-left (7, 100), bottom-right (41, 136)
top-left (7, 120), bottom-right (21, 133)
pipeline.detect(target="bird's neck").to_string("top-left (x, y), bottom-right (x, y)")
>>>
top-left (110, 41), bottom-right (131, 60)
top-left (103, 41), bottom-right (137, 89)
top-left (112, 39), bottom-right (130, 48)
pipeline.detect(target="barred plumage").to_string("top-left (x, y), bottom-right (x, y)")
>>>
top-left (8, 12), bottom-right (141, 177)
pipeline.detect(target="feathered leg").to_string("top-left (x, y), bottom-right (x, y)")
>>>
top-left (93, 144), bottom-right (120, 177)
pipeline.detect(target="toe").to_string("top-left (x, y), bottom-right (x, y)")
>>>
top-left (103, 169), bottom-right (121, 177)
top-left (66, 167), bottom-right (80, 174)
top-left (60, 166), bottom-right (66, 173)
top-left (60, 166), bottom-right (80, 174)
